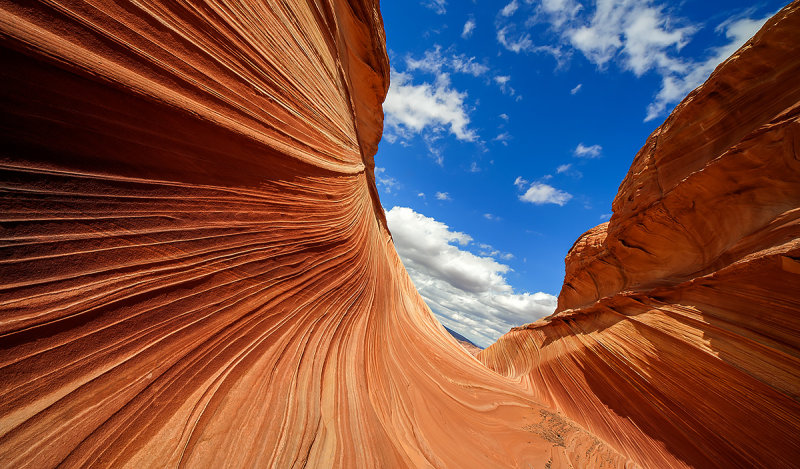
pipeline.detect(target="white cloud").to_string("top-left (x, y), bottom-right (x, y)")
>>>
top-left (435, 191), bottom-right (451, 201)
top-left (450, 57), bottom-right (490, 77)
top-left (537, 0), bottom-right (583, 28)
top-left (499, 113), bottom-right (510, 121)
top-left (570, 83), bottom-right (582, 94)
top-left (422, 0), bottom-right (446, 15)
top-left (519, 182), bottom-right (572, 206)
top-left (386, 207), bottom-right (556, 346)
top-left (497, 0), bottom-right (771, 121)
top-left (417, 192), bottom-right (426, 198)
top-left (383, 69), bottom-right (477, 143)
top-left (556, 163), bottom-right (572, 173)
top-left (621, 7), bottom-right (694, 76)
top-left (645, 14), bottom-right (772, 121)
top-left (513, 176), bottom-right (529, 189)
top-left (500, 0), bottom-right (519, 17)
top-left (375, 167), bottom-right (399, 193)
top-left (493, 132), bottom-right (511, 145)
top-left (563, 0), bottom-right (694, 76)
top-left (423, 132), bottom-right (446, 166)
top-left (406, 46), bottom-right (489, 77)
top-left (600, 213), bottom-right (612, 220)
top-left (496, 26), bottom-right (534, 53)
top-left (462, 19), bottom-right (476, 39)
top-left (493, 75), bottom-right (516, 95)
top-left (574, 143), bottom-right (602, 158)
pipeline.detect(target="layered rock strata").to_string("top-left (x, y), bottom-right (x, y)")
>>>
top-left (479, 2), bottom-right (800, 468)
top-left (0, 0), bottom-right (625, 467)
top-left (2, 0), bottom-right (799, 467)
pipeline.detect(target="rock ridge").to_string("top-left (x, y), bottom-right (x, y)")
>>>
top-left (480, 2), bottom-right (800, 467)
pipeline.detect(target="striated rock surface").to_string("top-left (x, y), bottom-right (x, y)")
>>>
top-left (455, 339), bottom-right (483, 357)
top-left (480, 2), bottom-right (800, 468)
top-left (0, 0), bottom-right (626, 467)
top-left (2, 0), bottom-right (799, 467)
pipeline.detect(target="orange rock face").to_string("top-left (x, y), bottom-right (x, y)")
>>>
top-left (456, 339), bottom-right (483, 357)
top-left (480, 2), bottom-right (800, 467)
top-left (0, 1), bottom-right (626, 467)
top-left (1, 0), bottom-right (799, 467)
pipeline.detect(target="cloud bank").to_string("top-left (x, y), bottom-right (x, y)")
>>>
top-left (386, 207), bottom-right (557, 347)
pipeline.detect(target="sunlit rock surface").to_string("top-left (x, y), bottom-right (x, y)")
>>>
top-left (0, 0), bottom-right (627, 467)
top-left (2, 0), bottom-right (799, 467)
top-left (480, 2), bottom-right (800, 467)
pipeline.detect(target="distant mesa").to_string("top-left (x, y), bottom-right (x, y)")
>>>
top-left (444, 326), bottom-right (483, 356)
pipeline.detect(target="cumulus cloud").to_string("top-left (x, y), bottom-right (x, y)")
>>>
top-left (566, 0), bottom-right (695, 75)
top-left (574, 143), bottom-right (602, 158)
top-left (386, 207), bottom-right (557, 346)
top-left (519, 182), bottom-right (572, 206)
top-left (435, 191), bottom-right (451, 201)
top-left (556, 163), bottom-right (572, 173)
top-left (462, 19), bottom-right (476, 39)
top-left (383, 69), bottom-right (477, 143)
top-left (570, 83), bottom-right (582, 94)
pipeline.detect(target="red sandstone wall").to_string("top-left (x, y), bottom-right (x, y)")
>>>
top-left (480, 3), bottom-right (800, 468)
top-left (0, 1), bottom-right (626, 467)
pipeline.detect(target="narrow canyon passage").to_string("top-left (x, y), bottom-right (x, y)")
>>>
top-left (1, 0), bottom-right (799, 468)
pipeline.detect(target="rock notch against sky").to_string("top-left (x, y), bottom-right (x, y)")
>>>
top-left (1, 0), bottom-right (799, 468)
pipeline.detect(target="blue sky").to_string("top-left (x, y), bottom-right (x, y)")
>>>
top-left (375, 0), bottom-right (785, 347)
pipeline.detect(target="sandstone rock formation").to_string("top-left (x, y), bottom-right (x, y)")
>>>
top-left (479, 2), bottom-right (800, 467)
top-left (0, 0), bottom-right (625, 467)
top-left (1, 0), bottom-right (799, 467)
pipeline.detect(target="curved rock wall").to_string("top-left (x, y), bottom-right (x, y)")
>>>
top-left (2, 0), bottom-right (799, 467)
top-left (480, 2), bottom-right (800, 468)
top-left (0, 0), bottom-right (625, 467)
